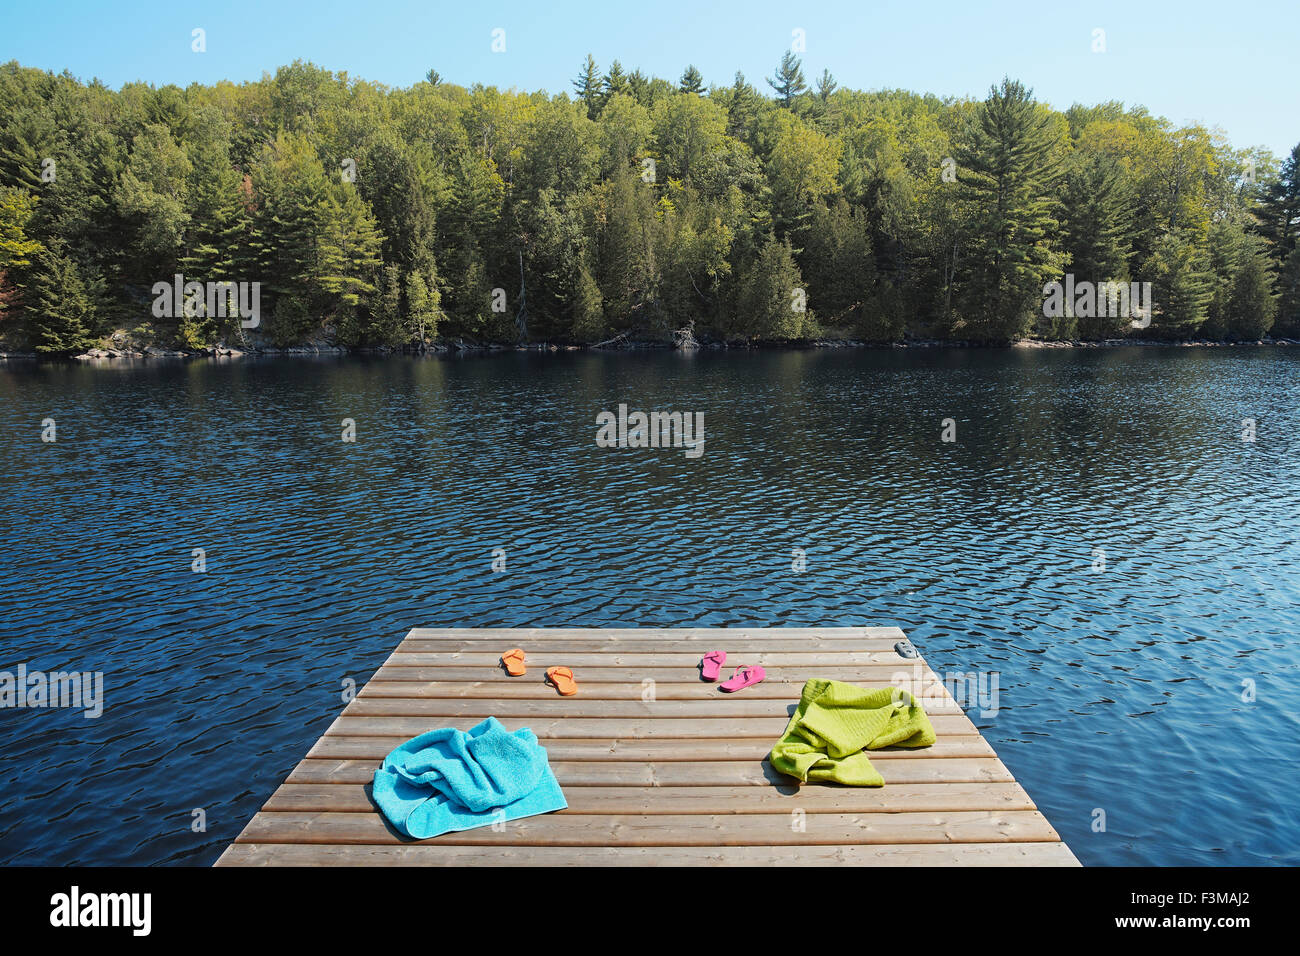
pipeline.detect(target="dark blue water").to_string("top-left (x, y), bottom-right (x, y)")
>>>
top-left (1, 347), bottom-right (1298, 866)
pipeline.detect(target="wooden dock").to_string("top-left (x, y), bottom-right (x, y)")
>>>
top-left (216, 627), bottom-right (1078, 866)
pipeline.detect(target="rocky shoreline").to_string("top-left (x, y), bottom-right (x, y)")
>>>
top-left (1, 335), bottom-right (1298, 362)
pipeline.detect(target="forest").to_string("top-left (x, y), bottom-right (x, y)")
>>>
top-left (0, 54), bottom-right (1297, 354)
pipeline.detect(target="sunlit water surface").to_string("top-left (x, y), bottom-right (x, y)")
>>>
top-left (1, 346), bottom-right (1297, 865)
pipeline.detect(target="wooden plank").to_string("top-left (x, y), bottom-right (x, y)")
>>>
top-left (344, 694), bottom-right (955, 719)
top-left (218, 626), bottom-right (1075, 867)
top-left (357, 675), bottom-right (949, 699)
top-left (372, 666), bottom-right (945, 683)
top-left (405, 627), bottom-right (909, 641)
top-left (233, 810), bottom-right (1062, 847)
top-left (384, 651), bottom-right (908, 667)
top-left (217, 841), bottom-right (1079, 867)
top-left (307, 735), bottom-right (996, 761)
top-left (399, 638), bottom-right (909, 653)
top-left (286, 756), bottom-right (1019, 786)
top-left (319, 714), bottom-right (981, 741)
top-left (262, 782), bottom-right (1040, 814)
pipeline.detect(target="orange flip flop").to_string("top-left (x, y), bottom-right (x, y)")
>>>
top-left (501, 648), bottom-right (527, 676)
top-left (544, 666), bottom-right (578, 696)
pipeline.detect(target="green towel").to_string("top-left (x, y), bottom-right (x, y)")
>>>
top-left (769, 679), bottom-right (937, 787)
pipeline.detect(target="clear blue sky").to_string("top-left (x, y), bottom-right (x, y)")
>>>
top-left (4, 0), bottom-right (1296, 156)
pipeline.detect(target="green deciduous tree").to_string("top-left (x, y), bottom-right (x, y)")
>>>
top-left (0, 185), bottom-right (39, 272)
top-left (405, 266), bottom-right (441, 345)
top-left (651, 94), bottom-right (728, 187)
top-left (0, 59), bottom-right (1282, 350)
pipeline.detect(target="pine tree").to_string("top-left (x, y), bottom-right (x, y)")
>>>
top-left (766, 52), bottom-right (807, 108)
top-left (1227, 231), bottom-right (1277, 339)
top-left (723, 72), bottom-right (760, 143)
top-left (248, 132), bottom-right (330, 316)
top-left (362, 263), bottom-right (403, 345)
top-left (113, 123), bottom-right (192, 286)
top-left (40, 129), bottom-right (132, 328)
top-left (1248, 141), bottom-right (1297, 336)
top-left (316, 180), bottom-right (384, 312)
top-left (1057, 150), bottom-right (1133, 338)
top-left (802, 198), bottom-right (887, 337)
top-left (593, 167), bottom-right (660, 325)
top-left (679, 65), bottom-right (704, 95)
top-left (571, 261), bottom-right (605, 340)
top-left (0, 106), bottom-right (60, 192)
top-left (573, 55), bottom-right (602, 120)
top-left (445, 238), bottom-right (505, 339)
top-left (1273, 246), bottom-right (1300, 336)
top-left (954, 78), bottom-right (1066, 341)
top-left (0, 56), bottom-right (1282, 349)
top-left (1258, 142), bottom-right (1300, 260)
top-left (626, 69), bottom-right (651, 107)
top-left (356, 136), bottom-right (436, 275)
top-left (738, 234), bottom-right (809, 340)
top-left (1148, 231), bottom-right (1213, 336)
top-left (1204, 219), bottom-right (1275, 339)
top-left (21, 242), bottom-right (98, 353)
top-left (815, 69), bottom-right (838, 101)
top-left (604, 61), bottom-right (628, 101)
top-left (178, 114), bottom-right (250, 347)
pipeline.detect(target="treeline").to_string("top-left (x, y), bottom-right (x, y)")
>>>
top-left (0, 56), bottom-right (1297, 354)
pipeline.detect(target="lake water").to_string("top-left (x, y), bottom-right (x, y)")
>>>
top-left (1, 346), bottom-right (1298, 866)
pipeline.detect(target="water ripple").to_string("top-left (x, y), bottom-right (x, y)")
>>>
top-left (0, 347), bottom-right (1298, 864)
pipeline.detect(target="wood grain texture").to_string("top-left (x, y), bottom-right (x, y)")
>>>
top-left (216, 627), bottom-right (1078, 867)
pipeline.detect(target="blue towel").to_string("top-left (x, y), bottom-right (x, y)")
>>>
top-left (371, 717), bottom-right (567, 839)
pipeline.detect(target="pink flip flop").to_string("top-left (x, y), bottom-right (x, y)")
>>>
top-left (718, 665), bottom-right (766, 693)
top-left (700, 651), bottom-right (726, 681)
